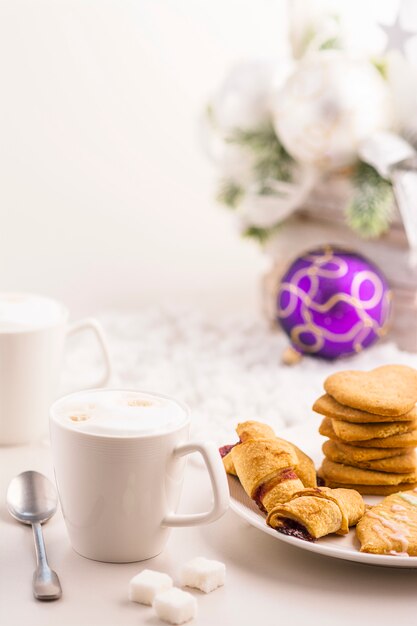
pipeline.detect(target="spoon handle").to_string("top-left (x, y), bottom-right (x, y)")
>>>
top-left (32, 522), bottom-right (62, 600)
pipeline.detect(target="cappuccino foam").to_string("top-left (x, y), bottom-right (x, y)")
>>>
top-left (0, 293), bottom-right (65, 331)
top-left (53, 390), bottom-right (187, 436)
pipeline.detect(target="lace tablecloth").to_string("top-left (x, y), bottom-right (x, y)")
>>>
top-left (63, 307), bottom-right (417, 446)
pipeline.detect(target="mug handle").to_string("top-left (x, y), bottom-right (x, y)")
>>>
top-left (66, 318), bottom-right (112, 388)
top-left (162, 441), bottom-right (229, 527)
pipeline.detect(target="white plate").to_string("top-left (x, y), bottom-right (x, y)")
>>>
top-left (228, 418), bottom-right (417, 568)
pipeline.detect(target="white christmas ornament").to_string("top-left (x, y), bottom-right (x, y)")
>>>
top-left (210, 60), bottom-right (279, 133)
top-left (238, 167), bottom-right (316, 230)
top-left (202, 59), bottom-right (293, 185)
top-left (272, 52), bottom-right (394, 169)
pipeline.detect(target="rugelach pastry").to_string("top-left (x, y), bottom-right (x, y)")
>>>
top-left (219, 421), bottom-right (276, 476)
top-left (220, 420), bottom-right (316, 513)
top-left (231, 438), bottom-right (303, 512)
top-left (356, 490), bottom-right (417, 555)
top-left (313, 394), bottom-right (417, 423)
top-left (324, 365), bottom-right (417, 416)
top-left (267, 486), bottom-right (364, 541)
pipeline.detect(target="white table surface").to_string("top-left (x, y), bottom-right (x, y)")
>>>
top-left (2, 440), bottom-right (417, 626)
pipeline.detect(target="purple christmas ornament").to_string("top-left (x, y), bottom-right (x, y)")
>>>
top-left (276, 246), bottom-right (392, 360)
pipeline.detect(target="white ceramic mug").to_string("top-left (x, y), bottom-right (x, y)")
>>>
top-left (49, 389), bottom-right (229, 563)
top-left (0, 293), bottom-right (112, 445)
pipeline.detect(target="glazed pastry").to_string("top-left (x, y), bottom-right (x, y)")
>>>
top-left (267, 487), bottom-right (364, 540)
top-left (324, 365), bottom-right (417, 416)
top-left (330, 418), bottom-right (416, 442)
top-left (319, 417), bottom-right (417, 448)
top-left (313, 394), bottom-right (416, 423)
top-left (322, 439), bottom-right (405, 463)
top-left (323, 440), bottom-right (416, 473)
top-left (320, 458), bottom-right (417, 486)
top-left (356, 490), bottom-right (417, 555)
top-left (230, 439), bottom-right (303, 513)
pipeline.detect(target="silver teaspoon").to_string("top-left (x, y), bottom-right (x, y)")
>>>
top-left (6, 471), bottom-right (62, 600)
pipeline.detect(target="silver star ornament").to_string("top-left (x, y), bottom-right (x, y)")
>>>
top-left (379, 4), bottom-right (417, 56)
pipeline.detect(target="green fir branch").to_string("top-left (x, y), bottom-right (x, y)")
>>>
top-left (319, 36), bottom-right (341, 50)
top-left (371, 57), bottom-right (388, 80)
top-left (346, 162), bottom-right (394, 239)
top-left (226, 123), bottom-right (295, 184)
top-left (243, 223), bottom-right (281, 245)
top-left (216, 179), bottom-right (244, 209)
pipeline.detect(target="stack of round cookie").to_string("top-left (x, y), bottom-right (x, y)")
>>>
top-left (314, 365), bottom-right (417, 495)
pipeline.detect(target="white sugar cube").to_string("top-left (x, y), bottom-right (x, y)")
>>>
top-left (180, 557), bottom-right (225, 593)
top-left (153, 587), bottom-right (197, 625)
top-left (129, 569), bottom-right (173, 605)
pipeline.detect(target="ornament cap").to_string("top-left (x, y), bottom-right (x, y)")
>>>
top-left (282, 345), bottom-right (303, 366)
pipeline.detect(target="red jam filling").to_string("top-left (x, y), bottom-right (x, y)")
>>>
top-left (253, 468), bottom-right (299, 514)
top-left (219, 441), bottom-right (240, 458)
top-left (277, 518), bottom-right (315, 542)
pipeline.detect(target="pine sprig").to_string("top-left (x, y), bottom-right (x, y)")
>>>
top-left (227, 123), bottom-right (295, 184)
top-left (346, 162), bottom-right (394, 238)
top-left (216, 179), bottom-right (244, 209)
top-left (319, 36), bottom-right (341, 50)
top-left (243, 223), bottom-right (281, 245)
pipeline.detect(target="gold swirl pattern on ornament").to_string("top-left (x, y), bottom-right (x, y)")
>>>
top-left (276, 249), bottom-right (392, 354)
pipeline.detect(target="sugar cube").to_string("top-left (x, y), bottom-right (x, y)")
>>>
top-left (129, 569), bottom-right (173, 605)
top-left (180, 557), bottom-right (225, 593)
top-left (153, 587), bottom-right (197, 625)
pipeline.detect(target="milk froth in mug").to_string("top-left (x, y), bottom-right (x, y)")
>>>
top-left (53, 390), bottom-right (188, 437)
top-left (0, 293), bottom-right (66, 331)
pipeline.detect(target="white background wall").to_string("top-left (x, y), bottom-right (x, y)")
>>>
top-left (0, 0), bottom-right (289, 318)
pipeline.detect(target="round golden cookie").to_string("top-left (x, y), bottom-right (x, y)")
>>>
top-left (322, 440), bottom-right (416, 473)
top-left (320, 458), bottom-right (417, 486)
top-left (319, 417), bottom-right (417, 448)
top-left (330, 418), bottom-right (416, 442)
top-left (324, 365), bottom-right (417, 416)
top-left (313, 393), bottom-right (417, 423)
top-left (322, 439), bottom-right (405, 462)
top-left (321, 481), bottom-right (417, 496)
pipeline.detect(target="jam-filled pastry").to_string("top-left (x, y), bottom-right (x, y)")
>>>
top-left (220, 420), bottom-right (317, 490)
top-left (237, 421), bottom-right (276, 442)
top-left (278, 439), bottom-right (317, 488)
top-left (230, 438), bottom-right (303, 513)
top-left (219, 421), bottom-right (276, 477)
top-left (267, 487), bottom-right (364, 541)
top-left (356, 490), bottom-right (417, 555)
